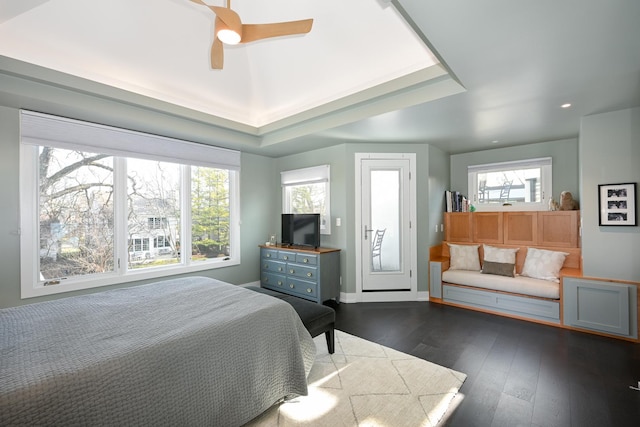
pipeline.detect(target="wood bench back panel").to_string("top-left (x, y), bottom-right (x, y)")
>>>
top-left (440, 242), bottom-right (582, 274)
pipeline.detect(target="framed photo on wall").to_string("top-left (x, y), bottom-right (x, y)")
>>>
top-left (598, 182), bottom-right (637, 226)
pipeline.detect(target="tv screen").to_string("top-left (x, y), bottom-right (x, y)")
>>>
top-left (282, 214), bottom-right (320, 248)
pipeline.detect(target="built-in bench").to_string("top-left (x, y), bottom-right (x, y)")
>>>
top-left (429, 242), bottom-right (582, 325)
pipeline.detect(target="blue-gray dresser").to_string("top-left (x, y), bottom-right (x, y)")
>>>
top-left (260, 245), bottom-right (341, 303)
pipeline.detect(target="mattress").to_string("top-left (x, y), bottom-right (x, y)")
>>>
top-left (0, 276), bottom-right (316, 426)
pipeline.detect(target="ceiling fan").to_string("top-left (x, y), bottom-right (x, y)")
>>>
top-left (189, 0), bottom-right (313, 69)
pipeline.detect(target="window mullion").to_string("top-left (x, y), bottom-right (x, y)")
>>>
top-left (181, 165), bottom-right (192, 266)
top-left (114, 157), bottom-right (128, 274)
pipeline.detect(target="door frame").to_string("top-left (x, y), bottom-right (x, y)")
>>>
top-left (354, 153), bottom-right (418, 302)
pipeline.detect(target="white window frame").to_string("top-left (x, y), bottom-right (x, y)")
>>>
top-left (19, 110), bottom-right (241, 299)
top-left (467, 157), bottom-right (552, 211)
top-left (281, 165), bottom-right (331, 234)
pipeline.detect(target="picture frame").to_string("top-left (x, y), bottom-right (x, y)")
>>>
top-left (598, 182), bottom-right (637, 226)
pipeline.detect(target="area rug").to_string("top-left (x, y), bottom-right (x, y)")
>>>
top-left (245, 330), bottom-right (466, 427)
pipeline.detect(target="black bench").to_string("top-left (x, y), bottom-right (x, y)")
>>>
top-left (246, 286), bottom-right (335, 354)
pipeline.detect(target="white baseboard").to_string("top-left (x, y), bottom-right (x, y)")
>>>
top-left (338, 290), bottom-right (430, 303)
top-left (239, 281), bottom-right (261, 288)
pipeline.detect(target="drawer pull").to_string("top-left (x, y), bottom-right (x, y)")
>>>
top-left (266, 253), bottom-right (271, 258)
top-left (306, 288), bottom-right (312, 293)
top-left (283, 256), bottom-right (289, 260)
top-left (264, 277), bottom-right (269, 283)
top-left (307, 272), bottom-right (312, 277)
top-left (289, 269), bottom-right (295, 274)
top-left (289, 284), bottom-right (295, 289)
top-left (264, 264), bottom-right (268, 269)
top-left (303, 258), bottom-right (309, 263)
top-left (277, 281), bottom-right (283, 286)
top-left (278, 267), bottom-right (283, 272)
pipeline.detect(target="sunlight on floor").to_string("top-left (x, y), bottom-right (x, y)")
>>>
top-left (279, 388), bottom-right (338, 422)
top-left (279, 364), bottom-right (348, 422)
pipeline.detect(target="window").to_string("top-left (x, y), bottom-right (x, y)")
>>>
top-left (154, 236), bottom-right (172, 248)
top-left (148, 217), bottom-right (168, 229)
top-left (281, 165), bottom-right (331, 234)
top-left (20, 110), bottom-right (240, 298)
top-left (468, 158), bottom-right (552, 211)
top-left (130, 238), bottom-right (150, 253)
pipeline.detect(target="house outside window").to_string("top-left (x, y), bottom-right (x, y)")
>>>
top-left (20, 110), bottom-right (240, 298)
top-left (468, 157), bottom-right (552, 211)
top-left (148, 217), bottom-right (167, 229)
top-left (281, 165), bottom-right (331, 234)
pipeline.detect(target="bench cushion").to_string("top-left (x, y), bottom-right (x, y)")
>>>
top-left (442, 270), bottom-right (560, 299)
top-left (245, 286), bottom-right (335, 353)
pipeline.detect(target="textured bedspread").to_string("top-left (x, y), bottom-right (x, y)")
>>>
top-left (0, 276), bottom-right (316, 426)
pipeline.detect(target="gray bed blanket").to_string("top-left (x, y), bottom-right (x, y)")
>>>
top-left (0, 276), bottom-right (316, 426)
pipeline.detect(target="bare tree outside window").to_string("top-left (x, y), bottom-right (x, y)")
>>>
top-left (127, 158), bottom-right (181, 269)
top-left (39, 147), bottom-right (114, 280)
top-left (38, 149), bottom-right (233, 281)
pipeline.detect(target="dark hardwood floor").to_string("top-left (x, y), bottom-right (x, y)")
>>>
top-left (325, 300), bottom-right (640, 427)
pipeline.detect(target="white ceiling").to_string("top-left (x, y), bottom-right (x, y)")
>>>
top-left (1, 0), bottom-right (639, 156)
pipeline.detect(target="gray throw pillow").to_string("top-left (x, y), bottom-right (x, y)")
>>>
top-left (482, 260), bottom-right (516, 277)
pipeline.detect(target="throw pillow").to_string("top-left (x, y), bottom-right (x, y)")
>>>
top-left (481, 260), bottom-right (516, 277)
top-left (521, 247), bottom-right (569, 283)
top-left (482, 244), bottom-right (519, 277)
top-left (448, 243), bottom-right (480, 271)
top-left (483, 244), bottom-right (518, 263)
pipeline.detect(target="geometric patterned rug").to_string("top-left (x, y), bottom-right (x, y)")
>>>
top-left (245, 330), bottom-right (467, 426)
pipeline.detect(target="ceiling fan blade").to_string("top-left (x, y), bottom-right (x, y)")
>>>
top-left (240, 19), bottom-right (313, 43)
top-left (211, 34), bottom-right (224, 69)
top-left (211, 6), bottom-right (242, 34)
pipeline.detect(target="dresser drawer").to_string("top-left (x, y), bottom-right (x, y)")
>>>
top-left (287, 264), bottom-right (318, 281)
top-left (295, 253), bottom-right (317, 265)
top-left (262, 259), bottom-right (286, 274)
top-left (261, 248), bottom-right (279, 260)
top-left (278, 251), bottom-right (297, 262)
top-left (286, 278), bottom-right (318, 298)
top-left (261, 272), bottom-right (286, 289)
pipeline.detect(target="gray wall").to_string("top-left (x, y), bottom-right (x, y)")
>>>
top-left (428, 145), bottom-right (450, 245)
top-left (3, 99), bottom-right (635, 307)
top-left (275, 144), bottom-right (349, 292)
top-left (274, 142), bottom-right (440, 295)
top-left (0, 106), bottom-right (276, 308)
top-left (450, 138), bottom-right (580, 204)
top-left (579, 107), bottom-right (640, 281)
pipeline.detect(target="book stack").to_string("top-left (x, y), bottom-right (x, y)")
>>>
top-left (445, 190), bottom-right (470, 212)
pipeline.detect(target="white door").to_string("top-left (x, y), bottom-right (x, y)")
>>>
top-left (355, 154), bottom-right (416, 299)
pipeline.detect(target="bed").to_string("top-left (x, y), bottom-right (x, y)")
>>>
top-left (0, 276), bottom-right (316, 426)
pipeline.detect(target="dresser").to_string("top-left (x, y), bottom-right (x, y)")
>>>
top-left (259, 245), bottom-right (341, 303)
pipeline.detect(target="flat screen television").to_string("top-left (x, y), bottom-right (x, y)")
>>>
top-left (281, 213), bottom-right (321, 248)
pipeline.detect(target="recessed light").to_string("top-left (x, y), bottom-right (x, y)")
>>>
top-left (491, 140), bottom-right (499, 144)
top-left (561, 103), bottom-right (572, 108)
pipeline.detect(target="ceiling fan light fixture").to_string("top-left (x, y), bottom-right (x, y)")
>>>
top-left (217, 28), bottom-right (241, 44)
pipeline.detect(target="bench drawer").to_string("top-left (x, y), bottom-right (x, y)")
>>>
top-left (443, 285), bottom-right (560, 323)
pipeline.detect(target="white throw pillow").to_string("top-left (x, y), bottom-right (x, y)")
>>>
top-left (482, 244), bottom-right (519, 277)
top-left (448, 243), bottom-right (480, 271)
top-left (483, 244), bottom-right (518, 264)
top-left (521, 247), bottom-right (569, 283)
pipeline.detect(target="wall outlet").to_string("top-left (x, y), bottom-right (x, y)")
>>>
top-left (336, 217), bottom-right (341, 226)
